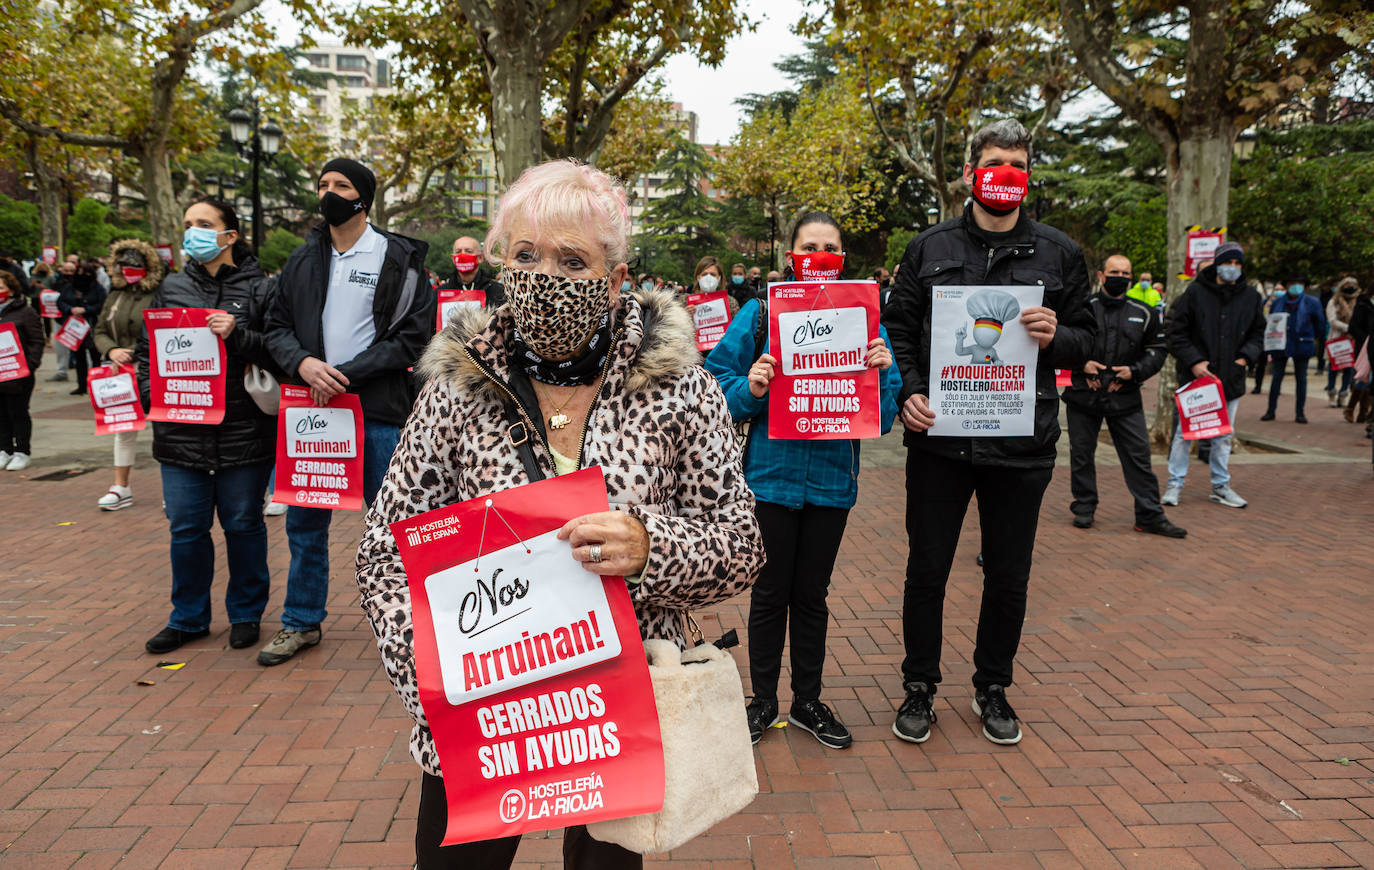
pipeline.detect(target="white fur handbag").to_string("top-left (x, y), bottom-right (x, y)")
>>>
top-left (243, 364), bottom-right (279, 415)
top-left (587, 637), bottom-right (758, 854)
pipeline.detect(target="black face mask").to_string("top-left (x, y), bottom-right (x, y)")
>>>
top-left (319, 192), bottom-right (367, 227)
top-left (1102, 275), bottom-right (1131, 297)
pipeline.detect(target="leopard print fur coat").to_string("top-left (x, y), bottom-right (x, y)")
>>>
top-left (355, 285), bottom-right (765, 775)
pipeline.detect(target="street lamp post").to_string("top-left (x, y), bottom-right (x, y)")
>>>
top-left (226, 101), bottom-right (283, 254)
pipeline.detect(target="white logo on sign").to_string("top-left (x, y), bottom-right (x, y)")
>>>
top-left (154, 327), bottom-right (220, 377)
top-left (0, 330), bottom-right (17, 356)
top-left (92, 373), bottom-right (137, 409)
top-left (778, 306), bottom-right (868, 376)
top-left (424, 529), bottom-right (621, 706)
top-left (285, 406), bottom-right (356, 458)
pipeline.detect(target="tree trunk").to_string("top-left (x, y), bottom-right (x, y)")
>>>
top-left (488, 56), bottom-right (543, 188)
top-left (139, 146), bottom-right (182, 269)
top-left (371, 185), bottom-right (392, 231)
top-left (25, 141), bottom-right (65, 254)
top-left (1150, 127), bottom-right (1235, 446)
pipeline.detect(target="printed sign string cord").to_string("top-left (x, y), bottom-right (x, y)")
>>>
top-left (473, 498), bottom-right (533, 574)
top-left (803, 284), bottom-right (842, 318)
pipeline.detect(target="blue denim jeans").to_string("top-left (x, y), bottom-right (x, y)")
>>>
top-left (161, 462), bottom-right (274, 632)
top-left (281, 420), bottom-right (400, 631)
top-left (1167, 399), bottom-right (1240, 489)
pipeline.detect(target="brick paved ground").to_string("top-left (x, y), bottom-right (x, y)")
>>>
top-left (1, 379), bottom-right (1372, 867)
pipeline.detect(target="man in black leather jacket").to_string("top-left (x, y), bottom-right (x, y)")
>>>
top-left (1062, 255), bottom-right (1184, 538)
top-left (882, 119), bottom-right (1095, 748)
top-left (262, 158), bottom-right (433, 667)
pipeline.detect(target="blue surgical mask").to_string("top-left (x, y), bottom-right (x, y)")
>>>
top-left (1287, 283), bottom-right (1304, 296)
top-left (731, 275), bottom-right (744, 285)
top-left (182, 226), bottom-right (228, 264)
top-left (621, 280), bottom-right (632, 293)
top-left (640, 280), bottom-right (653, 292)
top-left (1216, 263), bottom-right (1242, 283)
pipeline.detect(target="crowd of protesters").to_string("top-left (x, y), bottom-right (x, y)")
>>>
top-left (2, 115), bottom-right (1371, 867)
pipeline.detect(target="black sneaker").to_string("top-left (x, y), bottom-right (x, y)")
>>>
top-left (145, 626), bottom-right (209, 654)
top-left (744, 697), bottom-right (779, 745)
top-left (972, 685), bottom-right (1022, 745)
top-left (892, 681), bottom-right (937, 743)
top-left (1260, 412), bottom-right (1276, 421)
top-left (1295, 415), bottom-right (1308, 424)
top-left (1135, 518), bottom-right (1187, 538)
top-left (229, 622), bottom-right (260, 649)
top-left (788, 700), bottom-right (852, 749)
top-left (1072, 513), bottom-right (1093, 529)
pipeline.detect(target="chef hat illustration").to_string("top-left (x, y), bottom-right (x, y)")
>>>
top-left (966, 289), bottom-right (1021, 334)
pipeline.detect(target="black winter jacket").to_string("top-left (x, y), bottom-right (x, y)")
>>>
top-left (135, 256), bottom-right (278, 471)
top-left (0, 296), bottom-right (44, 394)
top-left (266, 223), bottom-right (433, 426)
top-left (1165, 266), bottom-right (1265, 402)
top-left (436, 268), bottom-right (505, 308)
top-left (1062, 292), bottom-right (1166, 416)
top-left (882, 205), bottom-right (1096, 468)
top-left (56, 273), bottom-right (106, 331)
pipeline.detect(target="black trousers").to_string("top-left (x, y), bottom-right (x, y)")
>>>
top-left (416, 772), bottom-right (641, 869)
top-left (900, 449), bottom-right (1052, 691)
top-left (1252, 353), bottom-right (1267, 391)
top-left (1267, 355), bottom-right (1310, 416)
top-left (0, 376), bottom-right (35, 453)
top-left (1066, 405), bottom-right (1165, 525)
top-left (71, 336), bottom-right (98, 393)
top-left (748, 501), bottom-right (850, 703)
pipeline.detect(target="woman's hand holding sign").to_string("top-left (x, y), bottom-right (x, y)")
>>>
top-left (866, 337), bottom-right (892, 370)
top-left (206, 311), bottom-right (236, 337)
top-left (1020, 306), bottom-right (1057, 348)
top-left (748, 353), bottom-right (777, 398)
top-left (559, 509), bottom-right (650, 577)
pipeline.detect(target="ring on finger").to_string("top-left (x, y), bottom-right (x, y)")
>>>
top-left (589, 544), bottom-right (602, 563)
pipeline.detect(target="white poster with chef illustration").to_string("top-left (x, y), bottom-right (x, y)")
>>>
top-left (928, 285), bottom-right (1043, 437)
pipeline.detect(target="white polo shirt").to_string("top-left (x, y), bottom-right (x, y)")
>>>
top-left (322, 223), bottom-right (388, 366)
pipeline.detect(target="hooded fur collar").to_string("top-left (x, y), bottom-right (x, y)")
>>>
top-left (106, 238), bottom-right (167, 291)
top-left (420, 285), bottom-right (699, 400)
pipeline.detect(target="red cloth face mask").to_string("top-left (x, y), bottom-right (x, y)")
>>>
top-left (452, 253), bottom-right (480, 273)
top-left (121, 267), bottom-right (147, 286)
top-left (788, 250), bottom-right (845, 281)
top-left (971, 164), bottom-right (1029, 215)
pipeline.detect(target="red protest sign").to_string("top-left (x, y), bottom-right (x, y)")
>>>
top-left (1184, 231), bottom-right (1224, 277)
top-left (1326, 336), bottom-right (1356, 371)
top-left (54, 316), bottom-right (90, 351)
top-left (0, 323), bottom-right (31, 383)
top-left (272, 386), bottom-right (364, 511)
top-left (1055, 368), bottom-right (1073, 388)
top-left (767, 280), bottom-right (881, 440)
top-left (437, 288), bottom-right (487, 333)
top-left (390, 467), bottom-right (664, 846)
top-left (1174, 376), bottom-right (1232, 440)
top-left (41, 246), bottom-right (58, 265)
top-left (154, 244), bottom-right (174, 265)
top-left (686, 290), bottom-right (731, 351)
top-left (39, 290), bottom-right (60, 319)
top-left (143, 308), bottom-right (227, 425)
top-left (87, 364), bottom-right (146, 435)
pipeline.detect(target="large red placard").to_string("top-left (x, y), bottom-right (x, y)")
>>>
top-left (437, 288), bottom-right (487, 332)
top-left (686, 290), bottom-right (731, 351)
top-left (143, 308), bottom-right (227, 425)
top-left (767, 280), bottom-right (881, 440)
top-left (390, 468), bottom-right (664, 846)
top-left (1175, 376), bottom-right (1232, 440)
top-left (272, 385), bottom-right (364, 511)
top-left (0, 323), bottom-right (30, 383)
top-left (87, 364), bottom-right (147, 435)
top-left (54, 316), bottom-right (90, 351)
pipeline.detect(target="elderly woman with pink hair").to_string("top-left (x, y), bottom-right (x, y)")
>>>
top-left (355, 158), bottom-right (764, 868)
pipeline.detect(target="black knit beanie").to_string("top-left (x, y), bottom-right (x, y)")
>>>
top-left (319, 158), bottom-right (377, 210)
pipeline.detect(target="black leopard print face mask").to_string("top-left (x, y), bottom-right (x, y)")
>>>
top-left (501, 267), bottom-right (612, 360)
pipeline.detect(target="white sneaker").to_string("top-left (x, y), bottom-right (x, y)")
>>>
top-left (5, 452), bottom-right (31, 471)
top-left (1210, 484), bottom-right (1247, 508)
top-left (1161, 484), bottom-right (1181, 506)
top-left (264, 501), bottom-right (287, 517)
top-left (98, 486), bottom-right (133, 511)
top-left (0, 451), bottom-right (10, 467)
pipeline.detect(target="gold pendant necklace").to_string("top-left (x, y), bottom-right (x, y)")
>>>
top-left (535, 383), bottom-right (577, 430)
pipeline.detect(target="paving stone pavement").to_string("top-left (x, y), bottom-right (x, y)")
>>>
top-left (1, 408), bottom-right (1372, 868)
